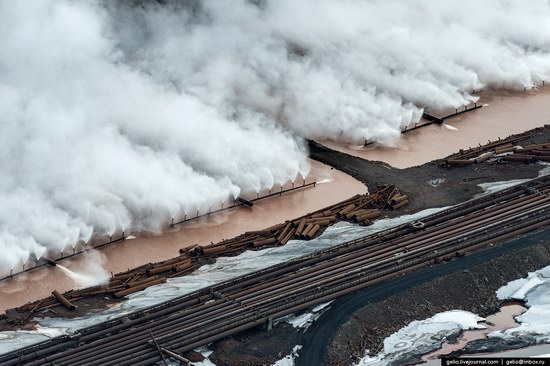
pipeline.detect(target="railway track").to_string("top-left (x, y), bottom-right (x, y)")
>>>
top-left (3, 176), bottom-right (550, 366)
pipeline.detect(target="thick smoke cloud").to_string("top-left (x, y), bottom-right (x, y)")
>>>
top-left (1, 0), bottom-right (550, 272)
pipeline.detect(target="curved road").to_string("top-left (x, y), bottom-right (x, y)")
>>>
top-left (297, 228), bottom-right (550, 366)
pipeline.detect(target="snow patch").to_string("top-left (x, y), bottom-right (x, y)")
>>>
top-left (272, 345), bottom-right (302, 366)
top-left (492, 265), bottom-right (550, 342)
top-left (428, 178), bottom-right (445, 187)
top-left (354, 311), bottom-right (485, 365)
top-left (280, 301), bottom-right (334, 330)
top-left (354, 264), bottom-right (550, 365)
top-left (477, 179), bottom-right (532, 195)
top-left (477, 163), bottom-right (550, 196)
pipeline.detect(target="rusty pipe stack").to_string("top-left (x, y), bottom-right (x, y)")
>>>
top-left (444, 135), bottom-right (528, 166)
top-left (186, 185), bottom-right (406, 257)
top-left (52, 290), bottom-right (76, 311)
top-left (389, 193), bottom-right (410, 210)
top-left (8, 186), bottom-right (409, 320)
top-left (443, 133), bottom-right (550, 167)
top-left (8, 177), bottom-right (550, 366)
top-left (10, 255), bottom-right (197, 317)
top-left (502, 143), bottom-right (550, 163)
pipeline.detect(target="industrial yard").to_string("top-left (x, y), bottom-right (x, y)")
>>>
top-left (2, 124), bottom-right (550, 365)
top-left (3, 2), bottom-right (550, 364)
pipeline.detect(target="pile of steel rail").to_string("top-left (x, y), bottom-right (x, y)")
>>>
top-left (7, 186), bottom-right (407, 323)
top-left (3, 176), bottom-right (550, 366)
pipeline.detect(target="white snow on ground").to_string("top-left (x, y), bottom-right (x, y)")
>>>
top-left (428, 178), bottom-right (445, 188)
top-left (353, 311), bottom-right (485, 366)
top-left (0, 206), bottom-right (447, 355)
top-left (0, 328), bottom-right (65, 353)
top-left (279, 301), bottom-right (333, 330)
top-left (272, 345), bottom-right (303, 366)
top-left (492, 265), bottom-right (550, 343)
top-left (477, 163), bottom-right (550, 195)
top-left (478, 179), bottom-right (534, 195)
top-left (175, 346), bottom-right (217, 366)
top-left (354, 265), bottom-right (550, 366)
top-left (191, 358), bottom-right (217, 366)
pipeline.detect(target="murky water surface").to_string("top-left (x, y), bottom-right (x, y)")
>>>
top-left (323, 87), bottom-right (550, 168)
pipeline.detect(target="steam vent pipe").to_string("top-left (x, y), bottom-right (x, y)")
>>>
top-left (236, 197), bottom-right (254, 207)
top-left (42, 258), bottom-right (57, 267)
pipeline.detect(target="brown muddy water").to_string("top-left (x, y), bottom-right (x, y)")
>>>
top-left (322, 86), bottom-right (550, 169)
top-left (0, 159), bottom-right (366, 313)
top-left (422, 303), bottom-right (527, 362)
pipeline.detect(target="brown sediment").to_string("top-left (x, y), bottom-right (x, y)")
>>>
top-left (0, 159), bottom-right (366, 314)
top-left (5, 126), bottom-right (550, 317)
top-left (322, 86), bottom-right (550, 168)
top-left (0, 88), bottom-right (548, 364)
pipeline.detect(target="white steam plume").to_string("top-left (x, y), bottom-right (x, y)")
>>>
top-left (1, 0), bottom-right (550, 273)
top-left (112, 0), bottom-right (550, 143)
top-left (56, 250), bottom-right (110, 288)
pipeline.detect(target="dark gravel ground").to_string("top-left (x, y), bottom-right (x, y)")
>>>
top-left (308, 126), bottom-right (550, 217)
top-left (206, 126), bottom-right (550, 366)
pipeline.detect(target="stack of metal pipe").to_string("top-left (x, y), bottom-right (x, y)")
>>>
top-left (444, 135), bottom-right (528, 166)
top-left (503, 143), bottom-right (550, 163)
top-left (7, 186), bottom-right (409, 319)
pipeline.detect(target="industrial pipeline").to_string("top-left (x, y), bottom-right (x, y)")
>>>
top-left (3, 175), bottom-right (550, 366)
top-left (0, 179), bottom-right (317, 283)
top-left (5, 185), bottom-right (407, 322)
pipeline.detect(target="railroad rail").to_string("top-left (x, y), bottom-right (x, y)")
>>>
top-left (363, 102), bottom-right (483, 145)
top-left (3, 176), bottom-right (550, 366)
